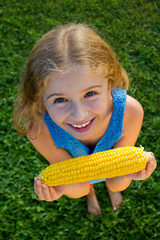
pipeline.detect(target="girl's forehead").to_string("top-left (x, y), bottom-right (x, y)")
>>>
top-left (46, 67), bottom-right (107, 91)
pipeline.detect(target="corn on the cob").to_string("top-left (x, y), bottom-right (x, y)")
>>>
top-left (39, 146), bottom-right (151, 186)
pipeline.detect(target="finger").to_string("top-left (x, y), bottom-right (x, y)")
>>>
top-left (139, 159), bottom-right (156, 180)
top-left (153, 159), bottom-right (157, 169)
top-left (49, 185), bottom-right (66, 200)
top-left (147, 152), bottom-right (156, 166)
top-left (150, 152), bottom-right (155, 160)
top-left (41, 184), bottom-right (53, 202)
top-left (34, 178), bottom-right (40, 194)
top-left (150, 154), bottom-right (157, 170)
top-left (49, 187), bottom-right (60, 200)
top-left (136, 168), bottom-right (146, 180)
top-left (34, 178), bottom-right (45, 200)
top-left (146, 160), bottom-right (156, 175)
top-left (127, 168), bottom-right (146, 180)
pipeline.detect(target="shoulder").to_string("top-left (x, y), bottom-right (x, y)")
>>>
top-left (113, 95), bottom-right (144, 147)
top-left (27, 118), bottom-right (49, 139)
top-left (27, 119), bottom-right (72, 164)
top-left (27, 119), bottom-right (56, 159)
top-left (124, 95), bottom-right (144, 122)
top-left (123, 94), bottom-right (144, 136)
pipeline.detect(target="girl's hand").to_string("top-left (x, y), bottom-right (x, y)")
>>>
top-left (127, 153), bottom-right (157, 181)
top-left (34, 177), bottom-right (67, 201)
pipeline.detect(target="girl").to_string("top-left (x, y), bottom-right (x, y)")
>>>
top-left (14, 23), bottom-right (156, 216)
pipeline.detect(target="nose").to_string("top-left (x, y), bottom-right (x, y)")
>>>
top-left (70, 100), bottom-right (87, 121)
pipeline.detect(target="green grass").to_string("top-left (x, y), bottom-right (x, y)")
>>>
top-left (0, 0), bottom-right (160, 239)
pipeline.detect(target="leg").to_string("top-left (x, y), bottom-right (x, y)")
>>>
top-left (105, 181), bottom-right (123, 210)
top-left (86, 185), bottom-right (102, 216)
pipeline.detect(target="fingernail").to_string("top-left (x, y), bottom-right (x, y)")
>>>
top-left (42, 184), bottom-right (46, 188)
top-left (37, 180), bottom-right (41, 186)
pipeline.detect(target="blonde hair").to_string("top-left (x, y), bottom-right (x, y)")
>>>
top-left (14, 23), bottom-right (129, 136)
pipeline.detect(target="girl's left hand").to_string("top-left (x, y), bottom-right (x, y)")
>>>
top-left (127, 152), bottom-right (157, 181)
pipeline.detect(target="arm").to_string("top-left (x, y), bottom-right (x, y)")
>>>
top-left (28, 119), bottom-right (90, 201)
top-left (106, 95), bottom-right (145, 192)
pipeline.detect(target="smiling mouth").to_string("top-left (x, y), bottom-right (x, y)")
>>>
top-left (71, 120), bottom-right (91, 128)
top-left (68, 118), bottom-right (95, 132)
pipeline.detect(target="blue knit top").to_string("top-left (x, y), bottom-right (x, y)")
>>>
top-left (43, 88), bottom-right (127, 184)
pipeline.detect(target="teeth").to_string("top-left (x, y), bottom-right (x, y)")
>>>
top-left (72, 120), bottom-right (91, 128)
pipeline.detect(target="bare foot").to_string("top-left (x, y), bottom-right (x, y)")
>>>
top-left (106, 186), bottom-right (123, 210)
top-left (86, 186), bottom-right (102, 216)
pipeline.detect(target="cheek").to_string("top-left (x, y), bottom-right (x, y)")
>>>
top-left (47, 106), bottom-right (68, 122)
top-left (87, 98), bottom-right (107, 113)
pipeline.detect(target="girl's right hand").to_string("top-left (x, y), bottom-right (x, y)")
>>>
top-left (34, 177), bottom-right (67, 201)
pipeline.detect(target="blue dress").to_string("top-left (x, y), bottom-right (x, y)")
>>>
top-left (43, 88), bottom-right (127, 184)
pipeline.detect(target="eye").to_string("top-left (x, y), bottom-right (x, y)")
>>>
top-left (54, 98), bottom-right (67, 104)
top-left (85, 91), bottom-right (96, 97)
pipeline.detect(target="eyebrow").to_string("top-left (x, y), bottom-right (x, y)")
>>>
top-left (46, 85), bottom-right (102, 100)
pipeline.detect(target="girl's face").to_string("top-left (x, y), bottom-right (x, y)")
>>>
top-left (43, 66), bottom-right (113, 144)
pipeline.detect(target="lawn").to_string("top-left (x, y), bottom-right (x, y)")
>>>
top-left (0, 0), bottom-right (160, 239)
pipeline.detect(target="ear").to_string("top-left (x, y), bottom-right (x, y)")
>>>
top-left (38, 97), bottom-right (47, 113)
top-left (108, 81), bottom-right (112, 91)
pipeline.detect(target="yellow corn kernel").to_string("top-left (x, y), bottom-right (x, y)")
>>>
top-left (39, 146), bottom-right (151, 186)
